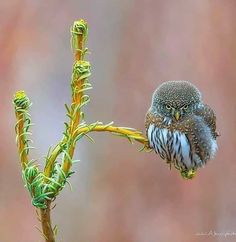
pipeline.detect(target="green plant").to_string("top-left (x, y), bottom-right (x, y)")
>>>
top-left (13, 19), bottom-right (149, 242)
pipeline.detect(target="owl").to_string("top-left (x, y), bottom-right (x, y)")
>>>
top-left (145, 80), bottom-right (218, 179)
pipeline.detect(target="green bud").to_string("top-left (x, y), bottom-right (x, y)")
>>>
top-left (13, 90), bottom-right (31, 110)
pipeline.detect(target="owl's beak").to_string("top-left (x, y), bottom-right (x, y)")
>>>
top-left (174, 111), bottom-right (180, 121)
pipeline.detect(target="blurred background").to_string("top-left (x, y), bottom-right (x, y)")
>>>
top-left (1, 0), bottom-right (236, 241)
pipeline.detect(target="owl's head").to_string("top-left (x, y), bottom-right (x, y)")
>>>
top-left (150, 80), bottom-right (202, 121)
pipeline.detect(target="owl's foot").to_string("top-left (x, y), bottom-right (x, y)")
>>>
top-left (180, 169), bottom-right (196, 180)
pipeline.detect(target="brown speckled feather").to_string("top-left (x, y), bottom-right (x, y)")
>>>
top-left (194, 103), bottom-right (218, 138)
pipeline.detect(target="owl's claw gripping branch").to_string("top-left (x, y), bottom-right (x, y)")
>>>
top-left (13, 19), bottom-right (149, 242)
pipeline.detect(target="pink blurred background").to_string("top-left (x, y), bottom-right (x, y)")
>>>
top-left (1, 0), bottom-right (236, 241)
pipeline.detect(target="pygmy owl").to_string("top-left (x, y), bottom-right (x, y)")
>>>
top-left (145, 80), bottom-right (218, 178)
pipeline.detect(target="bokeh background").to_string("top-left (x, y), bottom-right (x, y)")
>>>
top-left (1, 0), bottom-right (236, 241)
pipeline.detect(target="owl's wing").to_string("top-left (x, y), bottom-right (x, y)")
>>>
top-left (172, 115), bottom-right (217, 164)
top-left (194, 103), bottom-right (218, 138)
top-left (178, 117), bottom-right (208, 164)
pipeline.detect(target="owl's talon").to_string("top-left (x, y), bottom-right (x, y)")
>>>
top-left (180, 169), bottom-right (196, 180)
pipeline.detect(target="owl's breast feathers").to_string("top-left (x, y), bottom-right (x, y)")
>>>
top-left (145, 105), bottom-right (218, 170)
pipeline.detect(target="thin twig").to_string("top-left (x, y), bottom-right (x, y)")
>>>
top-left (75, 124), bottom-right (148, 146)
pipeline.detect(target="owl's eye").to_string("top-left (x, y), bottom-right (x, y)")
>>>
top-left (165, 104), bottom-right (171, 110)
top-left (182, 105), bottom-right (189, 111)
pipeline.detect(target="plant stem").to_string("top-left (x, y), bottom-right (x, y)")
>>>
top-left (44, 20), bottom-right (89, 179)
top-left (76, 124), bottom-right (148, 145)
top-left (61, 20), bottom-right (89, 176)
top-left (44, 123), bottom-right (149, 179)
top-left (39, 201), bottom-right (55, 242)
top-left (14, 91), bottom-right (31, 169)
top-left (16, 113), bottom-right (28, 169)
top-left (44, 140), bottom-right (65, 178)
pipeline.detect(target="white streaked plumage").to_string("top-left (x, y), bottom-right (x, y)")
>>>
top-left (148, 124), bottom-right (194, 169)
